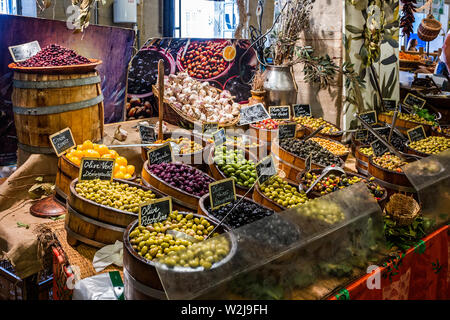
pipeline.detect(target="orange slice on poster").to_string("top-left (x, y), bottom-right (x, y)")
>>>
top-left (223, 45), bottom-right (236, 61)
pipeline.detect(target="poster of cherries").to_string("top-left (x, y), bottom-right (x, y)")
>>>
top-left (126, 38), bottom-right (257, 120)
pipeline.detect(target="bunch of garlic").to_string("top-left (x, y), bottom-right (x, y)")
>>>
top-left (161, 72), bottom-right (240, 124)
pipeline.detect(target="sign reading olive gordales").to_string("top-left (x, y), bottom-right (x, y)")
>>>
top-left (256, 155), bottom-right (277, 185)
top-left (209, 178), bottom-right (237, 210)
top-left (49, 127), bottom-right (76, 157)
top-left (139, 196), bottom-right (173, 226)
top-left (147, 142), bottom-right (173, 165)
top-left (79, 158), bottom-right (115, 181)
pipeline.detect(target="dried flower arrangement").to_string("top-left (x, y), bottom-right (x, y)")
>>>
top-left (251, 69), bottom-right (266, 92)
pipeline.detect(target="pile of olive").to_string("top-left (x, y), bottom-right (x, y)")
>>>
top-left (311, 137), bottom-right (348, 156)
top-left (279, 138), bottom-right (341, 167)
top-left (205, 198), bottom-right (274, 229)
top-left (129, 211), bottom-right (221, 262)
top-left (301, 172), bottom-right (385, 200)
top-left (383, 111), bottom-right (435, 126)
top-left (296, 199), bottom-right (345, 225)
top-left (293, 116), bottom-right (340, 135)
top-left (213, 146), bottom-right (257, 187)
top-left (260, 176), bottom-right (308, 208)
top-left (75, 179), bottom-right (156, 213)
top-left (372, 152), bottom-right (408, 173)
top-left (409, 136), bottom-right (450, 155)
top-left (359, 146), bottom-right (374, 157)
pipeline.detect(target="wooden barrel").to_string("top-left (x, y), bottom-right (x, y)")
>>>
top-left (141, 160), bottom-right (214, 211)
top-left (11, 71), bottom-right (104, 154)
top-left (123, 215), bottom-right (235, 300)
top-left (355, 145), bottom-right (370, 176)
top-left (55, 154), bottom-right (136, 202)
top-left (207, 146), bottom-right (258, 198)
top-left (378, 113), bottom-right (432, 136)
top-left (252, 180), bottom-right (303, 212)
top-left (65, 178), bottom-right (164, 248)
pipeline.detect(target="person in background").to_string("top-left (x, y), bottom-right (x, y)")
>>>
top-left (435, 30), bottom-right (450, 79)
top-left (407, 38), bottom-right (418, 52)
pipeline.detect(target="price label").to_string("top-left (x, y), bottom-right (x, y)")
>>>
top-left (239, 103), bottom-right (271, 125)
top-left (359, 111), bottom-right (377, 125)
top-left (139, 197), bottom-right (172, 226)
top-left (203, 122), bottom-right (219, 135)
top-left (8, 41), bottom-right (41, 63)
top-left (148, 142), bottom-right (173, 165)
top-left (209, 178), bottom-right (237, 210)
top-left (383, 99), bottom-right (398, 111)
top-left (269, 105), bottom-right (291, 120)
top-left (407, 125), bottom-right (426, 143)
top-left (49, 127), bottom-right (76, 157)
top-left (139, 124), bottom-right (156, 143)
top-left (403, 93), bottom-right (426, 109)
top-left (79, 158), bottom-right (115, 181)
top-left (293, 104), bottom-right (311, 117)
top-left (305, 153), bottom-right (312, 173)
top-left (212, 128), bottom-right (227, 147)
top-left (370, 140), bottom-right (389, 157)
top-left (278, 122), bottom-right (297, 140)
top-left (354, 129), bottom-right (368, 141)
top-left (256, 155), bottom-right (277, 185)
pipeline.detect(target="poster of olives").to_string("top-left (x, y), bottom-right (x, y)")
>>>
top-left (126, 38), bottom-right (257, 121)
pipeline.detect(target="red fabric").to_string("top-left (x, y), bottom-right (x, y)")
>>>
top-left (330, 225), bottom-right (449, 300)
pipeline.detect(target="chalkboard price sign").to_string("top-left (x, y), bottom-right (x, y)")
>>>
top-left (293, 104), bottom-right (311, 117)
top-left (403, 93), bottom-right (426, 109)
top-left (8, 41), bottom-right (41, 63)
top-left (370, 140), bottom-right (389, 157)
top-left (239, 103), bottom-right (271, 125)
top-left (354, 129), bottom-right (368, 141)
top-left (209, 178), bottom-right (237, 210)
top-left (139, 197), bottom-right (172, 226)
top-left (269, 106), bottom-right (291, 120)
top-left (256, 155), bottom-right (277, 185)
top-left (139, 124), bottom-right (156, 143)
top-left (383, 99), bottom-right (398, 111)
top-left (407, 125), bottom-right (426, 143)
top-left (305, 153), bottom-right (312, 173)
top-left (49, 127), bottom-right (76, 157)
top-left (359, 111), bottom-right (377, 125)
top-left (278, 122), bottom-right (297, 140)
top-left (212, 128), bottom-right (227, 147)
top-left (148, 142), bottom-right (173, 165)
top-left (79, 158), bottom-right (115, 181)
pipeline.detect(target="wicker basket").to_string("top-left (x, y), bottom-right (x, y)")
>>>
top-left (418, 14), bottom-right (442, 42)
top-left (384, 194), bottom-right (420, 226)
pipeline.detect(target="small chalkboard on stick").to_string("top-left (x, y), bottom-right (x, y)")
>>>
top-left (305, 153), bottom-right (312, 173)
top-left (148, 142), bottom-right (173, 165)
top-left (359, 111), bottom-right (377, 125)
top-left (212, 128), bottom-right (227, 147)
top-left (354, 129), bottom-right (368, 141)
top-left (49, 127), bottom-right (76, 157)
top-left (407, 125), bottom-right (426, 143)
top-left (278, 122), bottom-right (297, 140)
top-left (383, 99), bottom-right (398, 111)
top-left (256, 155), bottom-right (277, 186)
top-left (293, 104), bottom-right (311, 117)
top-left (139, 124), bottom-right (156, 143)
top-left (269, 106), bottom-right (291, 120)
top-left (8, 41), bottom-right (41, 63)
top-left (370, 140), bottom-right (389, 157)
top-left (403, 93), bottom-right (426, 109)
top-left (209, 178), bottom-right (236, 210)
top-left (79, 158), bottom-right (115, 181)
top-left (239, 103), bottom-right (270, 125)
top-left (139, 197), bottom-right (172, 226)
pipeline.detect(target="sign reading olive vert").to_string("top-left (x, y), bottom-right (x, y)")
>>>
top-left (359, 111), bottom-right (377, 125)
top-left (256, 155), bottom-right (277, 185)
top-left (139, 196), bottom-right (173, 226)
top-left (79, 157), bottom-right (115, 181)
top-left (239, 103), bottom-right (271, 125)
top-left (403, 93), bottom-right (426, 109)
top-left (209, 178), bottom-right (237, 210)
top-left (49, 127), bottom-right (76, 157)
top-left (139, 124), bottom-right (156, 143)
top-left (370, 140), bottom-right (389, 157)
top-left (269, 105), bottom-right (291, 120)
top-left (147, 142), bottom-right (173, 165)
top-left (354, 129), bottom-right (368, 141)
top-left (278, 122), bottom-right (297, 140)
top-left (407, 125), bottom-right (426, 143)
top-left (212, 128), bottom-right (227, 147)
top-left (293, 104), bottom-right (311, 117)
top-left (383, 99), bottom-right (398, 111)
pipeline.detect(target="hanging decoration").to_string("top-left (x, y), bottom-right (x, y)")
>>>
top-left (400, 0), bottom-right (417, 39)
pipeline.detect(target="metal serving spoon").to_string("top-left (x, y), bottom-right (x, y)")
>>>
top-left (299, 165), bottom-right (346, 195)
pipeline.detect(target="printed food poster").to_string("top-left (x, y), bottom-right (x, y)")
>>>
top-left (126, 38), bottom-right (258, 121)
